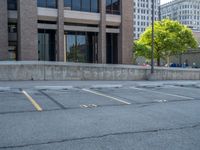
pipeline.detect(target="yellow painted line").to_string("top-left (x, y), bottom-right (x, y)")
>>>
top-left (22, 90), bottom-right (43, 112)
top-left (82, 89), bottom-right (131, 105)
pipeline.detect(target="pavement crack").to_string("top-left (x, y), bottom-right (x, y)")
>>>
top-left (1, 122), bottom-right (200, 149)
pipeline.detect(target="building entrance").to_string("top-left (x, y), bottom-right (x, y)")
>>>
top-left (106, 33), bottom-right (118, 64)
top-left (38, 29), bottom-right (56, 61)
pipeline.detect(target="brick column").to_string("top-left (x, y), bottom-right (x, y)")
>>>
top-left (98, 0), bottom-right (106, 64)
top-left (17, 0), bottom-right (38, 60)
top-left (57, 0), bottom-right (64, 61)
top-left (118, 0), bottom-right (133, 64)
top-left (0, 0), bottom-right (8, 60)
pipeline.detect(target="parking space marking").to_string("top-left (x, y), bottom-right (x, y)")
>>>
top-left (82, 89), bottom-right (131, 105)
top-left (130, 87), bottom-right (194, 100)
top-left (22, 90), bottom-right (43, 112)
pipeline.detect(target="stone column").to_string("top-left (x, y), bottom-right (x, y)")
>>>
top-left (0, 0), bottom-right (8, 60)
top-left (57, 0), bottom-right (64, 61)
top-left (98, 0), bottom-right (106, 64)
top-left (17, 0), bottom-right (38, 60)
top-left (118, 0), bottom-right (133, 64)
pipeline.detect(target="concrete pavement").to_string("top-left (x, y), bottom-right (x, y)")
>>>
top-left (0, 81), bottom-right (200, 150)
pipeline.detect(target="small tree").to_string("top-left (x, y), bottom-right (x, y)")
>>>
top-left (134, 19), bottom-right (198, 66)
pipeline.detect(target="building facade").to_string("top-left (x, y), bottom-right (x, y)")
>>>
top-left (160, 0), bottom-right (200, 67)
top-left (133, 0), bottom-right (160, 40)
top-left (161, 0), bottom-right (200, 31)
top-left (0, 0), bottom-right (133, 64)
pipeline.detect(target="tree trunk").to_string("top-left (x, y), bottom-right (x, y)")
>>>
top-left (167, 56), bottom-right (170, 67)
top-left (157, 57), bottom-right (160, 66)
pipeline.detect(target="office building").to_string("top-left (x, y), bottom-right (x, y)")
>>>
top-left (133, 0), bottom-right (160, 40)
top-left (161, 0), bottom-right (200, 31)
top-left (0, 0), bottom-right (133, 64)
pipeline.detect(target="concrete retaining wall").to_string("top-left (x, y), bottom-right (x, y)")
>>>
top-left (0, 61), bottom-right (200, 81)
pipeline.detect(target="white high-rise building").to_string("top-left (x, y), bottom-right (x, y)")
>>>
top-left (161, 0), bottom-right (200, 31)
top-left (133, 0), bottom-right (160, 40)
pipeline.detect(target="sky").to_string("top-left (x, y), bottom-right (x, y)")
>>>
top-left (160, 0), bottom-right (173, 5)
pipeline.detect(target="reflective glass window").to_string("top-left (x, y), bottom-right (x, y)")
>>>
top-left (64, 0), bottom-right (71, 7)
top-left (77, 33), bottom-right (88, 62)
top-left (8, 0), bottom-right (17, 10)
top-left (106, 0), bottom-right (120, 14)
top-left (72, 0), bottom-right (81, 11)
top-left (64, 0), bottom-right (99, 13)
top-left (47, 0), bottom-right (57, 8)
top-left (82, 0), bottom-right (91, 12)
top-left (106, 0), bottom-right (112, 13)
top-left (112, 0), bottom-right (120, 14)
top-left (66, 33), bottom-right (76, 62)
top-left (91, 0), bottom-right (98, 12)
top-left (65, 32), bottom-right (98, 63)
top-left (37, 0), bottom-right (57, 8)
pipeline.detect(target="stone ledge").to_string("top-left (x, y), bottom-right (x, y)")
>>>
top-left (0, 61), bottom-right (199, 81)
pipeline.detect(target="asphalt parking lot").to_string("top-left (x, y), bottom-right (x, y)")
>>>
top-left (0, 81), bottom-right (200, 150)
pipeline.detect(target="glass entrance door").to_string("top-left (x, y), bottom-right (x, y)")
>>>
top-left (76, 33), bottom-right (88, 62)
top-left (65, 32), bottom-right (98, 63)
top-left (38, 33), bottom-right (49, 61)
top-left (66, 33), bottom-right (76, 62)
top-left (66, 32), bottom-right (88, 63)
top-left (106, 33), bottom-right (118, 64)
top-left (38, 29), bottom-right (55, 61)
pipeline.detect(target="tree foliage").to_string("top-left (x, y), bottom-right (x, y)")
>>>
top-left (134, 19), bottom-right (198, 66)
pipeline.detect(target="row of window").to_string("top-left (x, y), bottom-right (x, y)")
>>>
top-left (134, 27), bottom-right (146, 32)
top-left (134, 15), bottom-right (158, 21)
top-left (37, 0), bottom-right (57, 8)
top-left (134, 9), bottom-right (158, 15)
top-left (134, 21), bottom-right (150, 26)
top-left (7, 0), bottom-right (120, 15)
top-left (64, 0), bottom-right (98, 13)
top-left (162, 4), bottom-right (200, 14)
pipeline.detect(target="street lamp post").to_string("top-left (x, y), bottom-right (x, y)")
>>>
top-left (151, 0), bottom-right (155, 74)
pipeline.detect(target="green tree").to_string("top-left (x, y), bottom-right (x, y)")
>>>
top-left (134, 19), bottom-right (198, 66)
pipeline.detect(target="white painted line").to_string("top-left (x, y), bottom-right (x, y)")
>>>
top-left (130, 87), bottom-right (194, 100)
top-left (35, 86), bottom-right (73, 90)
top-left (92, 84), bottom-right (122, 88)
top-left (82, 88), bottom-right (131, 105)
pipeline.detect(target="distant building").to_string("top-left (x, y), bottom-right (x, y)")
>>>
top-left (160, 0), bottom-right (200, 67)
top-left (133, 0), bottom-right (160, 40)
top-left (161, 0), bottom-right (200, 31)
